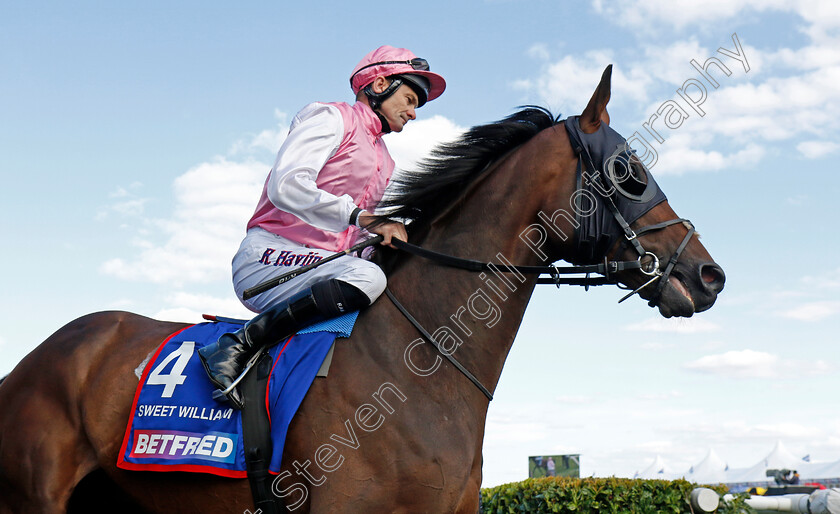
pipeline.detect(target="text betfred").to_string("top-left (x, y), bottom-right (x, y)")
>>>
top-left (130, 429), bottom-right (237, 464)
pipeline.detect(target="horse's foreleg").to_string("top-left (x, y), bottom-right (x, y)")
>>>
top-left (454, 479), bottom-right (481, 514)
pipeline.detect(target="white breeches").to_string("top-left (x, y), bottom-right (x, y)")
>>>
top-left (232, 227), bottom-right (387, 313)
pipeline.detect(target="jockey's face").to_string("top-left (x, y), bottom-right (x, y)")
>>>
top-left (371, 78), bottom-right (419, 133)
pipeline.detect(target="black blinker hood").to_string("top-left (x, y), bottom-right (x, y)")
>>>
top-left (564, 116), bottom-right (667, 264)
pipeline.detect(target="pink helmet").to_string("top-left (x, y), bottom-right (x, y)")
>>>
top-left (350, 45), bottom-right (446, 107)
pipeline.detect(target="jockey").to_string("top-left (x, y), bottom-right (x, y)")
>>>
top-left (199, 45), bottom-right (446, 408)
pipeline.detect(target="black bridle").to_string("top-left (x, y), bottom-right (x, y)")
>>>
top-left (384, 117), bottom-right (697, 401)
top-left (385, 213), bottom-right (693, 402)
top-left (562, 115), bottom-right (696, 307)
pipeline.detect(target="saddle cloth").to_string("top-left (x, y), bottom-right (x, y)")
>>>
top-left (117, 312), bottom-right (358, 477)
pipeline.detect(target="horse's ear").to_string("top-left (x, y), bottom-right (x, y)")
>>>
top-left (580, 64), bottom-right (612, 133)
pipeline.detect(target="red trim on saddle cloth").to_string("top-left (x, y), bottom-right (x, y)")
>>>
top-left (265, 335), bottom-right (294, 430)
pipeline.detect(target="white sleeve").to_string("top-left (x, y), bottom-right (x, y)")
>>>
top-left (265, 103), bottom-right (357, 232)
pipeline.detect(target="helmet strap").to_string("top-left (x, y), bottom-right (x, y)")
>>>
top-left (375, 112), bottom-right (392, 134)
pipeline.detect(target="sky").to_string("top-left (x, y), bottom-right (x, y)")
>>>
top-left (1, 0), bottom-right (839, 489)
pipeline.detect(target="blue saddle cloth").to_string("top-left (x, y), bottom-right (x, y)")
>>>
top-left (117, 312), bottom-right (358, 477)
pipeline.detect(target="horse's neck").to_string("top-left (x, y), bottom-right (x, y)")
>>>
top-left (386, 145), bottom-right (564, 398)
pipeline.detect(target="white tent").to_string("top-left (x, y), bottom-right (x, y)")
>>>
top-left (803, 458), bottom-right (840, 480)
top-left (684, 449), bottom-right (729, 484)
top-left (631, 442), bottom-right (840, 485)
top-left (636, 455), bottom-right (676, 480)
top-left (726, 441), bottom-right (807, 483)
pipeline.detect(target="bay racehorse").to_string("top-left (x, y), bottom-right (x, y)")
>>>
top-left (0, 66), bottom-right (724, 513)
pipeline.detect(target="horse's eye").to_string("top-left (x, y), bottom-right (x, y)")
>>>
top-left (629, 161), bottom-right (647, 184)
top-left (608, 153), bottom-right (648, 198)
top-left (613, 156), bottom-right (631, 180)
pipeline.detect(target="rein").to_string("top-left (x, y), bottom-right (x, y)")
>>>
top-left (390, 239), bottom-right (642, 287)
top-left (383, 240), bottom-right (649, 403)
top-left (384, 288), bottom-right (495, 401)
top-left (384, 216), bottom-right (690, 401)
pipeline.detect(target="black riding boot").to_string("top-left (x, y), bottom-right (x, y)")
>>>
top-left (198, 279), bottom-right (370, 409)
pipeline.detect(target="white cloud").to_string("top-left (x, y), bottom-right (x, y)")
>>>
top-left (229, 109), bottom-right (291, 156)
top-left (110, 198), bottom-right (149, 216)
top-left (383, 115), bottom-right (465, 171)
top-left (512, 39), bottom-right (761, 174)
top-left (100, 157), bottom-right (267, 285)
top-left (517, 4), bottom-right (840, 177)
top-left (653, 139), bottom-right (765, 175)
top-left (705, 68), bottom-right (840, 141)
top-left (527, 43), bottom-right (551, 62)
top-left (788, 0), bottom-right (840, 32)
top-left (484, 416), bottom-right (549, 444)
top-left (624, 317), bottom-right (720, 333)
top-left (685, 350), bottom-right (777, 378)
top-left (378, 115), bottom-right (467, 212)
top-left (593, 0), bottom-right (805, 31)
top-left (641, 39), bottom-right (710, 86)
top-left (104, 298), bottom-right (136, 310)
top-left (96, 183), bottom-right (150, 220)
top-left (797, 140), bottom-right (839, 159)
top-left (781, 300), bottom-right (840, 321)
top-left (800, 268), bottom-right (840, 289)
top-left (684, 349), bottom-right (831, 378)
top-left (154, 291), bottom-right (253, 323)
top-left (633, 56), bottom-right (840, 172)
top-left (749, 422), bottom-right (826, 440)
top-left (513, 51), bottom-right (652, 113)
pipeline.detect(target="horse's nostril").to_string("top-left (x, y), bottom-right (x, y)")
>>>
top-left (699, 263), bottom-right (725, 293)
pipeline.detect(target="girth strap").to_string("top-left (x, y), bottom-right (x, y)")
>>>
top-left (385, 288), bottom-right (494, 401)
top-left (241, 352), bottom-right (287, 514)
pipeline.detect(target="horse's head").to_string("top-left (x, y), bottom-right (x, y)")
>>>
top-left (374, 66), bottom-right (723, 318)
top-left (543, 65), bottom-right (725, 318)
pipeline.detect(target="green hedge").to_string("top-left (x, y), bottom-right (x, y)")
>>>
top-left (480, 477), bottom-right (753, 513)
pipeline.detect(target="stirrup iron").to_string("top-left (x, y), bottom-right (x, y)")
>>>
top-left (210, 349), bottom-right (264, 404)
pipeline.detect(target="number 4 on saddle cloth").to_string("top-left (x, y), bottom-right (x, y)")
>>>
top-left (117, 311), bottom-right (358, 477)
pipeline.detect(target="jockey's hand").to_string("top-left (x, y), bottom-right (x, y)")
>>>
top-left (359, 213), bottom-right (406, 249)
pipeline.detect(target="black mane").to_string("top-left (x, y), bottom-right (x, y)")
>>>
top-left (376, 106), bottom-right (559, 231)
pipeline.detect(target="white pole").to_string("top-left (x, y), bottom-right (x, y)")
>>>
top-left (717, 488), bottom-right (840, 514)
